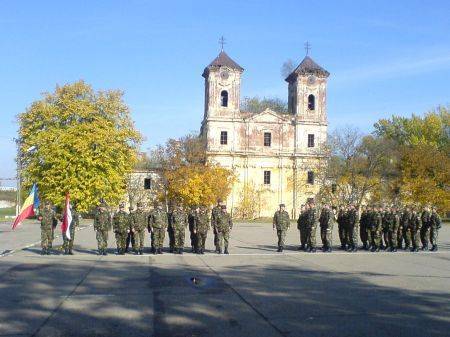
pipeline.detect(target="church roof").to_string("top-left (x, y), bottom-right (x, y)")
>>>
top-left (202, 51), bottom-right (244, 77)
top-left (285, 56), bottom-right (330, 82)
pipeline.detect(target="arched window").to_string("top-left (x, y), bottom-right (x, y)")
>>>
top-left (220, 90), bottom-right (228, 107)
top-left (308, 94), bottom-right (315, 110)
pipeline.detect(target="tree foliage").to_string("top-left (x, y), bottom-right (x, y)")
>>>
top-left (241, 96), bottom-right (288, 114)
top-left (150, 134), bottom-right (235, 207)
top-left (18, 80), bottom-right (142, 212)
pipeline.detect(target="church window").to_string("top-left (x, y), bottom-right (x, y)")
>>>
top-left (307, 171), bottom-right (315, 185)
top-left (308, 94), bottom-right (315, 110)
top-left (220, 90), bottom-right (228, 107)
top-left (144, 178), bottom-right (152, 190)
top-left (308, 134), bottom-right (315, 147)
top-left (264, 132), bottom-right (271, 147)
top-left (264, 171), bottom-right (271, 185)
top-left (220, 131), bottom-right (228, 145)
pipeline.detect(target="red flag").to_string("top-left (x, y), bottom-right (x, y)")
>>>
top-left (61, 193), bottom-right (72, 239)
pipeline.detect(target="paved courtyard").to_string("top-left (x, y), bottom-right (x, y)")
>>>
top-left (1, 220), bottom-right (449, 337)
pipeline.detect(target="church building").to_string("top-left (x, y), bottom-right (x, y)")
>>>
top-left (200, 48), bottom-right (330, 218)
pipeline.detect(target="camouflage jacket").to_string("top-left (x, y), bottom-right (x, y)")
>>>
top-left (319, 209), bottom-right (332, 229)
top-left (421, 210), bottom-right (431, 228)
top-left (94, 209), bottom-right (111, 231)
top-left (382, 212), bottom-right (396, 231)
top-left (130, 210), bottom-right (148, 232)
top-left (273, 210), bottom-right (290, 230)
top-left (211, 206), bottom-right (221, 229)
top-left (215, 211), bottom-right (233, 232)
top-left (195, 211), bottom-right (210, 233)
top-left (113, 210), bottom-right (129, 233)
top-left (170, 209), bottom-right (188, 230)
top-left (150, 209), bottom-right (168, 230)
top-left (430, 211), bottom-right (441, 228)
top-left (297, 211), bottom-right (307, 230)
top-left (408, 213), bottom-right (421, 230)
top-left (71, 211), bottom-right (80, 228)
top-left (40, 208), bottom-right (57, 230)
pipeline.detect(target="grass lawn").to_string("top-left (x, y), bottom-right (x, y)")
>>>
top-left (0, 207), bottom-right (16, 220)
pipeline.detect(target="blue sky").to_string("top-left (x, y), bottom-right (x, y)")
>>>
top-left (1, 0), bottom-right (449, 182)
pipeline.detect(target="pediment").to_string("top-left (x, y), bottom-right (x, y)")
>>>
top-left (245, 108), bottom-right (289, 123)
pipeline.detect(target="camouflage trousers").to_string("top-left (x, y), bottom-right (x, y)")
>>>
top-left (62, 226), bottom-right (76, 251)
top-left (338, 223), bottom-right (347, 247)
top-left (214, 228), bottom-right (219, 251)
top-left (96, 230), bottom-right (109, 251)
top-left (217, 230), bottom-right (230, 252)
top-left (345, 225), bottom-right (358, 248)
top-left (153, 227), bottom-right (165, 249)
top-left (367, 228), bottom-right (381, 248)
top-left (320, 227), bottom-right (333, 248)
top-left (397, 227), bottom-right (405, 248)
top-left (174, 226), bottom-right (185, 249)
top-left (360, 225), bottom-right (368, 246)
top-left (168, 225), bottom-right (175, 251)
top-left (430, 226), bottom-right (439, 246)
top-left (305, 225), bottom-right (317, 249)
top-left (41, 227), bottom-right (53, 250)
top-left (382, 229), bottom-right (389, 248)
top-left (277, 229), bottom-right (287, 248)
top-left (299, 225), bottom-right (307, 247)
top-left (387, 229), bottom-right (398, 249)
top-left (115, 231), bottom-right (127, 251)
top-left (196, 232), bottom-right (208, 251)
top-left (134, 230), bottom-right (145, 251)
top-left (405, 228), bottom-right (421, 249)
top-left (420, 226), bottom-right (430, 248)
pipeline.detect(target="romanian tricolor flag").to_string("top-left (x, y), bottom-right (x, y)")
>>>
top-left (12, 183), bottom-right (40, 230)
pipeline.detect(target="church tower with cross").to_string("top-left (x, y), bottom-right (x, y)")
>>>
top-left (201, 39), bottom-right (330, 218)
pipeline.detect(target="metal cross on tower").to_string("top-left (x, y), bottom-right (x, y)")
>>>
top-left (304, 41), bottom-right (311, 56)
top-left (219, 36), bottom-right (226, 51)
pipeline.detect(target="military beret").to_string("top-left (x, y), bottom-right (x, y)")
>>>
top-left (221, 205), bottom-right (227, 209)
top-left (119, 202), bottom-right (125, 208)
top-left (137, 202), bottom-right (143, 207)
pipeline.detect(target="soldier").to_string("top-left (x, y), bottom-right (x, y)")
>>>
top-left (113, 203), bottom-right (129, 255)
top-left (167, 204), bottom-right (175, 253)
top-left (420, 206), bottom-right (431, 250)
top-left (368, 206), bottom-right (382, 252)
top-left (345, 204), bottom-right (358, 252)
top-left (400, 206), bottom-right (412, 250)
top-left (429, 206), bottom-right (441, 252)
top-left (384, 206), bottom-right (398, 252)
top-left (396, 206), bottom-right (405, 249)
top-left (62, 202), bottom-right (80, 255)
top-left (38, 201), bottom-right (58, 255)
top-left (359, 206), bottom-right (369, 250)
top-left (125, 206), bottom-right (136, 253)
top-left (407, 208), bottom-right (422, 252)
top-left (94, 201), bottom-right (111, 255)
top-left (297, 204), bottom-right (308, 250)
top-left (129, 202), bottom-right (148, 255)
top-left (214, 205), bottom-right (233, 254)
top-left (211, 200), bottom-right (222, 253)
top-left (380, 206), bottom-right (389, 250)
top-left (305, 201), bottom-right (318, 253)
top-left (273, 204), bottom-right (290, 252)
top-left (149, 203), bottom-right (168, 254)
top-left (188, 206), bottom-right (199, 253)
top-left (319, 204), bottom-right (334, 252)
top-left (337, 205), bottom-right (347, 250)
top-left (194, 205), bottom-right (210, 254)
top-left (170, 204), bottom-right (188, 254)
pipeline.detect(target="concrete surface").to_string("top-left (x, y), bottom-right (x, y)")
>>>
top-left (0, 220), bottom-right (449, 337)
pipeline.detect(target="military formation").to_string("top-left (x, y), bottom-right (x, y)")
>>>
top-left (37, 198), bottom-right (442, 255)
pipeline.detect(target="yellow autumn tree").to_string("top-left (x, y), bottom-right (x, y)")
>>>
top-left (18, 80), bottom-right (142, 212)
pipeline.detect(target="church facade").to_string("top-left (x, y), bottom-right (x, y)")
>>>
top-left (200, 50), bottom-right (330, 218)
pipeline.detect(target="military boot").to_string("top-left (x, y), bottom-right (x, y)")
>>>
top-left (422, 245), bottom-right (429, 251)
top-left (310, 247), bottom-right (316, 253)
top-left (158, 248), bottom-right (163, 254)
top-left (201, 249), bottom-right (205, 255)
top-left (64, 249), bottom-right (69, 255)
top-left (277, 247), bottom-right (281, 252)
top-left (280, 247), bottom-right (283, 252)
top-left (430, 245), bottom-right (438, 252)
top-left (69, 250), bottom-right (74, 255)
top-left (224, 248), bottom-right (229, 254)
top-left (179, 248), bottom-right (184, 255)
top-left (41, 249), bottom-right (47, 255)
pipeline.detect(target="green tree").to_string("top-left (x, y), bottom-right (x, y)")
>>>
top-left (18, 80), bottom-right (142, 212)
top-left (241, 96), bottom-right (288, 114)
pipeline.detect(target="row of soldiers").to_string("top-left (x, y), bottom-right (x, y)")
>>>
top-left (273, 202), bottom-right (442, 253)
top-left (92, 201), bottom-right (233, 255)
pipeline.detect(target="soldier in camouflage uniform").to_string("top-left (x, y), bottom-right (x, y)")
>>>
top-left (125, 206), bottom-right (136, 253)
top-left (407, 208), bottom-right (422, 252)
top-left (94, 201), bottom-right (111, 255)
top-left (400, 206), bottom-right (411, 250)
top-left (167, 205), bottom-right (175, 253)
top-left (211, 201), bottom-right (222, 253)
top-left (129, 202), bottom-right (148, 255)
top-left (62, 202), bottom-right (80, 255)
top-left (297, 204), bottom-right (308, 251)
top-left (430, 207), bottom-right (441, 252)
top-left (368, 206), bottom-right (382, 252)
top-left (149, 203), bottom-right (168, 254)
top-left (345, 204), bottom-right (358, 252)
top-left (112, 203), bottom-right (129, 255)
top-left (383, 206), bottom-right (398, 252)
top-left (38, 201), bottom-right (58, 255)
top-left (305, 202), bottom-right (318, 253)
top-left (170, 205), bottom-right (188, 254)
top-left (319, 204), bottom-right (334, 252)
top-left (188, 206), bottom-right (198, 253)
top-left (194, 205), bottom-right (210, 254)
top-left (213, 205), bottom-right (233, 254)
top-left (359, 206), bottom-right (369, 250)
top-left (273, 204), bottom-right (290, 252)
top-left (420, 206), bottom-right (431, 250)
top-left (337, 205), bottom-right (347, 250)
